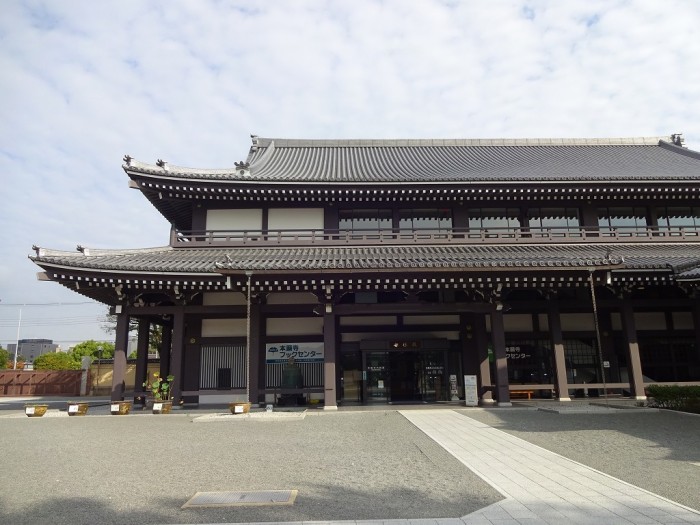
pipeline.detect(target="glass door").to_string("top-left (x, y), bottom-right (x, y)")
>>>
top-left (365, 352), bottom-right (389, 402)
top-left (340, 350), bottom-right (362, 404)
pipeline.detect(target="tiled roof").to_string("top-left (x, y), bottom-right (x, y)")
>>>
top-left (123, 136), bottom-right (700, 184)
top-left (30, 244), bottom-right (700, 276)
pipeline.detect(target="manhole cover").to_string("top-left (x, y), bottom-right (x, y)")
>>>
top-left (182, 489), bottom-right (297, 508)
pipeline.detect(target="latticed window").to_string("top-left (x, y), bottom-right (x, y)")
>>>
top-left (398, 209), bottom-right (452, 231)
top-left (468, 208), bottom-right (520, 230)
top-left (597, 207), bottom-right (647, 234)
top-left (656, 206), bottom-right (700, 232)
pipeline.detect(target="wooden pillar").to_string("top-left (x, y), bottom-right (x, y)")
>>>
top-left (490, 308), bottom-right (511, 406)
top-left (160, 323), bottom-right (172, 379)
top-left (693, 303), bottom-right (700, 366)
top-left (111, 312), bottom-right (129, 401)
top-left (548, 300), bottom-right (570, 401)
top-left (134, 318), bottom-right (150, 405)
top-left (621, 300), bottom-right (646, 400)
top-left (169, 310), bottom-right (185, 403)
top-left (473, 313), bottom-right (494, 404)
top-left (249, 300), bottom-right (261, 405)
top-left (323, 311), bottom-right (338, 410)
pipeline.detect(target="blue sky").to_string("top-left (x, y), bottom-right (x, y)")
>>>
top-left (1, 0), bottom-right (699, 348)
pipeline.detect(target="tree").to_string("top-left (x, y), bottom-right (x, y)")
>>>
top-left (0, 347), bottom-right (9, 369)
top-left (33, 352), bottom-right (80, 370)
top-left (102, 308), bottom-right (164, 354)
top-left (70, 340), bottom-right (115, 361)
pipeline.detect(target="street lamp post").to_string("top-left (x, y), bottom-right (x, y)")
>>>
top-left (13, 307), bottom-right (22, 369)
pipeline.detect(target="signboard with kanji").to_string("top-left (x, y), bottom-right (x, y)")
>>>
top-left (265, 342), bottom-right (324, 363)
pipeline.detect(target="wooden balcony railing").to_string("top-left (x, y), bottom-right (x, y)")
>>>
top-left (171, 226), bottom-right (700, 247)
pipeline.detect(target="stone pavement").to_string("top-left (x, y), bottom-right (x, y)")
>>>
top-left (401, 409), bottom-right (700, 525)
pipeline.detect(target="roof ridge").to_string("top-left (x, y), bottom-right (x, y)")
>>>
top-left (256, 137), bottom-right (668, 147)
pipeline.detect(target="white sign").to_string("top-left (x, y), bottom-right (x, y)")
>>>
top-left (110, 404), bottom-right (119, 412)
top-left (378, 380), bottom-right (384, 389)
top-left (603, 361), bottom-right (610, 368)
top-left (464, 375), bottom-right (479, 407)
top-left (266, 342), bottom-right (324, 363)
top-left (68, 405), bottom-right (78, 413)
top-left (153, 403), bottom-right (163, 411)
top-left (25, 406), bottom-right (35, 415)
top-left (234, 405), bottom-right (244, 413)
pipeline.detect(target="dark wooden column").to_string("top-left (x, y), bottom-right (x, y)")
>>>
top-left (169, 310), bottom-right (185, 403)
top-left (323, 311), bottom-right (338, 410)
top-left (621, 299), bottom-right (646, 399)
top-left (473, 313), bottom-right (494, 403)
top-left (134, 318), bottom-right (150, 405)
top-left (548, 300), bottom-right (570, 401)
top-left (111, 312), bottom-right (129, 401)
top-left (490, 308), bottom-right (511, 406)
top-left (249, 300), bottom-right (261, 405)
top-left (693, 302), bottom-right (700, 367)
top-left (160, 323), bottom-right (172, 379)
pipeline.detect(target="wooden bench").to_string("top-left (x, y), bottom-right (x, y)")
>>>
top-left (510, 390), bottom-right (534, 400)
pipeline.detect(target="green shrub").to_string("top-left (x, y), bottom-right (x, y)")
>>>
top-left (647, 385), bottom-right (700, 413)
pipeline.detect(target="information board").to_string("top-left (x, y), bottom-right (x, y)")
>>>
top-left (464, 375), bottom-right (479, 407)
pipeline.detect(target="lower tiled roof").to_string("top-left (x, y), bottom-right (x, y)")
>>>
top-left (30, 244), bottom-right (700, 277)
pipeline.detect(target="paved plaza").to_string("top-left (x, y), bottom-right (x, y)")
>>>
top-left (0, 399), bottom-right (698, 525)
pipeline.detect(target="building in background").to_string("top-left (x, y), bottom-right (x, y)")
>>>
top-left (30, 134), bottom-right (700, 407)
top-left (8, 338), bottom-right (59, 364)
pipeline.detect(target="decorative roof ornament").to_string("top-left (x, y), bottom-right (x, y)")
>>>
top-left (234, 161), bottom-right (250, 176)
top-left (671, 133), bottom-right (685, 147)
top-left (76, 245), bottom-right (90, 256)
top-left (156, 159), bottom-right (168, 170)
top-left (123, 154), bottom-right (132, 166)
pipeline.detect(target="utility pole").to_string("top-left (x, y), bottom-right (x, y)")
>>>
top-left (13, 307), bottom-right (22, 369)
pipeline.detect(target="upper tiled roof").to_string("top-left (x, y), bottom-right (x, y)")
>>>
top-left (123, 136), bottom-right (700, 184)
top-left (30, 243), bottom-right (700, 276)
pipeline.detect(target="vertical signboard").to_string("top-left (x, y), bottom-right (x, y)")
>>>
top-left (464, 375), bottom-right (478, 407)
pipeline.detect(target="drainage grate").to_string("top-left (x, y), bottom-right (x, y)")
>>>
top-left (182, 489), bottom-right (297, 508)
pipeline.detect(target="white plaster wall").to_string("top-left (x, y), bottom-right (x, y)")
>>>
top-left (404, 315), bottom-right (460, 325)
top-left (340, 316), bottom-right (398, 326)
top-left (206, 209), bottom-right (262, 231)
top-left (201, 318), bottom-right (247, 337)
top-left (341, 331), bottom-right (459, 342)
top-left (267, 292), bottom-right (319, 305)
top-left (203, 292), bottom-right (247, 306)
top-left (268, 208), bottom-right (324, 231)
top-left (634, 312), bottom-right (666, 330)
top-left (560, 313), bottom-right (595, 332)
top-left (673, 312), bottom-right (694, 330)
top-left (503, 314), bottom-right (533, 332)
top-left (266, 317), bottom-right (324, 336)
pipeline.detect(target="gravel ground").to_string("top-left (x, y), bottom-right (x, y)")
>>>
top-left (460, 407), bottom-right (700, 511)
top-left (0, 409), bottom-right (501, 525)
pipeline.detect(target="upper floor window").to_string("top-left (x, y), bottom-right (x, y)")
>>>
top-left (468, 208), bottom-right (520, 230)
top-left (657, 206), bottom-right (700, 231)
top-left (598, 207), bottom-right (647, 234)
top-left (399, 209), bottom-right (452, 231)
top-left (528, 208), bottom-right (580, 232)
top-left (339, 209), bottom-right (392, 231)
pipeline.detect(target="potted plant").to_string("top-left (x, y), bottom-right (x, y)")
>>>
top-left (228, 401), bottom-right (252, 415)
top-left (67, 401), bottom-right (89, 416)
top-left (25, 404), bottom-right (49, 417)
top-left (110, 400), bottom-right (132, 415)
top-left (143, 373), bottom-right (175, 414)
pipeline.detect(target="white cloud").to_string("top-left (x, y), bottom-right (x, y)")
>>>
top-left (1, 0), bottom-right (699, 344)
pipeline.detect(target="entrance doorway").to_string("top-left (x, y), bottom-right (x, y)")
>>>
top-left (389, 351), bottom-right (420, 402)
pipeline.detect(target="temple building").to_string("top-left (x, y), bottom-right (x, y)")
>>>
top-left (30, 134), bottom-right (700, 408)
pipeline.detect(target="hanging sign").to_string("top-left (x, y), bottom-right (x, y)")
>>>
top-left (265, 342), bottom-right (324, 363)
top-left (464, 375), bottom-right (479, 407)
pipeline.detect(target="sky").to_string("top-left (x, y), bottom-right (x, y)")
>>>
top-left (1, 0), bottom-right (699, 350)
